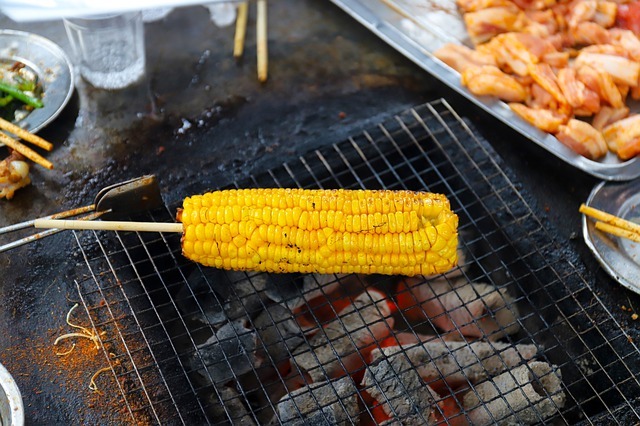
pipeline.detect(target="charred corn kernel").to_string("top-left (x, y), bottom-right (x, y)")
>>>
top-left (178, 188), bottom-right (458, 276)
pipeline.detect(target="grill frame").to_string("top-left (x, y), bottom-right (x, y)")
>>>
top-left (70, 99), bottom-right (640, 425)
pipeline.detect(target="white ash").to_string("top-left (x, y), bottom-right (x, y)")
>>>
top-left (402, 275), bottom-right (520, 340)
top-left (192, 319), bottom-right (260, 385)
top-left (361, 357), bottom-right (440, 425)
top-left (292, 289), bottom-right (394, 382)
top-left (277, 376), bottom-right (360, 425)
top-left (463, 361), bottom-right (565, 425)
top-left (370, 340), bottom-right (538, 389)
top-left (253, 303), bottom-right (306, 365)
top-left (177, 269), bottom-right (269, 326)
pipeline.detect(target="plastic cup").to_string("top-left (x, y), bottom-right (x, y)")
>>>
top-left (63, 12), bottom-right (146, 90)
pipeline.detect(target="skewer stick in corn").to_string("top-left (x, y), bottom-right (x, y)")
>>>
top-left (579, 203), bottom-right (640, 241)
top-left (234, 2), bottom-right (249, 59)
top-left (0, 117), bottom-right (53, 151)
top-left (0, 132), bottom-right (53, 169)
top-left (256, 0), bottom-right (268, 83)
top-left (34, 188), bottom-right (459, 276)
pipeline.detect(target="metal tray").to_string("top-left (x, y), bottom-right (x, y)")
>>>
top-left (583, 179), bottom-right (640, 294)
top-left (329, 0), bottom-right (640, 181)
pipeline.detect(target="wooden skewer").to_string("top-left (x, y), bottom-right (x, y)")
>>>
top-left (257, 0), bottom-right (268, 83)
top-left (234, 1), bottom-right (249, 59)
top-left (0, 117), bottom-right (53, 151)
top-left (34, 219), bottom-right (184, 233)
top-left (0, 132), bottom-right (53, 169)
top-left (595, 221), bottom-right (640, 243)
top-left (580, 203), bottom-right (640, 242)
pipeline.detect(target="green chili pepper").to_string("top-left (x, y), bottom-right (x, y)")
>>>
top-left (0, 95), bottom-right (14, 107)
top-left (0, 81), bottom-right (43, 108)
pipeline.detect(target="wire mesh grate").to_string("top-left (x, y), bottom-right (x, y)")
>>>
top-left (72, 99), bottom-right (640, 425)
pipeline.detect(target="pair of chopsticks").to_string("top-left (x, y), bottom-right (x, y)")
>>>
top-left (233, 0), bottom-right (268, 83)
top-left (580, 204), bottom-right (640, 243)
top-left (0, 117), bottom-right (54, 169)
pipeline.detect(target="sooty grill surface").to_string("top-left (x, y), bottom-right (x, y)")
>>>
top-left (71, 99), bottom-right (640, 425)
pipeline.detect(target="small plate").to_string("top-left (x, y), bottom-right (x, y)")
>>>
top-left (0, 29), bottom-right (74, 134)
top-left (583, 180), bottom-right (640, 293)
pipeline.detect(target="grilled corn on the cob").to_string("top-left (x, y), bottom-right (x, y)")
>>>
top-left (177, 188), bottom-right (458, 276)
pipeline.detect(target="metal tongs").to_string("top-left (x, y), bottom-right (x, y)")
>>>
top-left (0, 175), bottom-right (164, 253)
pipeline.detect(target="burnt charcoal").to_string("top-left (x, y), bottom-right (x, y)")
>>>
top-left (254, 304), bottom-right (306, 364)
top-left (192, 319), bottom-right (260, 384)
top-left (265, 273), bottom-right (344, 311)
top-left (370, 340), bottom-right (538, 389)
top-left (361, 357), bottom-right (440, 425)
top-left (177, 269), bottom-right (270, 325)
top-left (400, 275), bottom-right (520, 340)
top-left (462, 361), bottom-right (565, 425)
top-left (206, 384), bottom-right (257, 425)
top-left (277, 376), bottom-right (360, 425)
top-left (293, 289), bottom-right (394, 382)
top-left (264, 273), bottom-right (305, 304)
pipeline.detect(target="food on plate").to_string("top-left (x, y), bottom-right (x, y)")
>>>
top-left (0, 150), bottom-right (30, 200)
top-left (0, 60), bottom-right (44, 122)
top-left (434, 0), bottom-right (640, 161)
top-left (176, 188), bottom-right (459, 275)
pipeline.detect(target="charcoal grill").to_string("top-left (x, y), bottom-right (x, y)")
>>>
top-left (70, 99), bottom-right (640, 425)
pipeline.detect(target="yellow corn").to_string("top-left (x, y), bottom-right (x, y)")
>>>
top-left (177, 188), bottom-right (458, 276)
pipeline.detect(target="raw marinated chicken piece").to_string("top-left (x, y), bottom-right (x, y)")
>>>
top-left (292, 289), bottom-right (394, 382)
top-left (506, 0), bottom-right (551, 9)
top-left (396, 276), bottom-right (520, 340)
top-left (602, 114), bottom-right (640, 160)
top-left (591, 105), bottom-right (629, 130)
top-left (567, 0), bottom-right (598, 28)
top-left (0, 151), bottom-right (30, 200)
top-left (555, 118), bottom-right (608, 159)
top-left (541, 51), bottom-right (570, 68)
top-left (456, 0), bottom-right (516, 14)
top-left (477, 32), bottom-right (557, 76)
top-left (463, 361), bottom-right (565, 425)
top-left (433, 43), bottom-right (497, 73)
top-left (575, 52), bottom-right (640, 86)
top-left (528, 63), bottom-right (568, 105)
top-left (571, 21), bottom-right (612, 45)
top-left (576, 64), bottom-right (624, 108)
top-left (557, 68), bottom-right (601, 115)
top-left (509, 102), bottom-right (568, 132)
top-left (522, 10), bottom-right (558, 38)
top-left (463, 6), bottom-right (524, 45)
top-left (461, 66), bottom-right (529, 102)
top-left (369, 339), bottom-right (539, 391)
top-left (609, 29), bottom-right (640, 61)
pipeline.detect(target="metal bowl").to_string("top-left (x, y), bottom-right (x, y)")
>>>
top-left (582, 179), bottom-right (640, 294)
top-left (0, 362), bottom-right (23, 426)
top-left (0, 29), bottom-right (74, 134)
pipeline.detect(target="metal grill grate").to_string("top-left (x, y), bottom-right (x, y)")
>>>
top-left (72, 99), bottom-right (640, 425)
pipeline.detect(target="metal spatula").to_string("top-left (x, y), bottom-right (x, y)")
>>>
top-left (0, 174), bottom-right (163, 253)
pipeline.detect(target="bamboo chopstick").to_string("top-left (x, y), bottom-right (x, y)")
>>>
top-left (0, 117), bottom-right (53, 151)
top-left (34, 218), bottom-right (183, 233)
top-left (257, 0), bottom-right (268, 83)
top-left (579, 203), bottom-right (640, 243)
top-left (0, 132), bottom-right (53, 169)
top-left (234, 1), bottom-right (249, 59)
